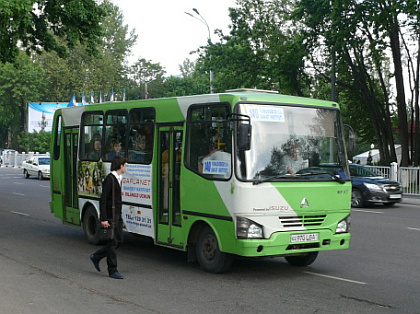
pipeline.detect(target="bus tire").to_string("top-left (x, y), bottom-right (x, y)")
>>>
top-left (285, 252), bottom-right (318, 267)
top-left (83, 206), bottom-right (101, 245)
top-left (196, 226), bottom-right (233, 274)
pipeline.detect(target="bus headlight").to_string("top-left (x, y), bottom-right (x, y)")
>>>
top-left (336, 215), bottom-right (351, 233)
top-left (237, 217), bottom-right (264, 239)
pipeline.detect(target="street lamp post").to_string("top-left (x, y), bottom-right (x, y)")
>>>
top-left (185, 8), bottom-right (214, 94)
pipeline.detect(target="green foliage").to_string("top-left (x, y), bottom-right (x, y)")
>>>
top-left (197, 0), bottom-right (309, 95)
top-left (0, 0), bottom-right (105, 63)
top-left (129, 58), bottom-right (165, 99)
top-left (36, 0), bottom-right (137, 102)
top-left (18, 130), bottom-right (51, 153)
top-left (161, 60), bottom-right (210, 97)
top-left (292, 0), bottom-right (419, 164)
top-left (0, 52), bottom-right (48, 148)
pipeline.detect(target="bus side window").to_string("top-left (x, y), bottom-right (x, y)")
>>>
top-left (127, 108), bottom-right (155, 164)
top-left (186, 104), bottom-right (231, 179)
top-left (103, 110), bottom-right (127, 161)
top-left (80, 112), bottom-right (103, 161)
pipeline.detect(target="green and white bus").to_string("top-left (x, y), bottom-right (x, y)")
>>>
top-left (50, 89), bottom-right (351, 273)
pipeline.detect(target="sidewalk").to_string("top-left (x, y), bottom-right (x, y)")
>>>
top-left (401, 195), bottom-right (420, 206)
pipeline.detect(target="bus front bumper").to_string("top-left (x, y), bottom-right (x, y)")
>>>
top-left (232, 229), bottom-right (350, 257)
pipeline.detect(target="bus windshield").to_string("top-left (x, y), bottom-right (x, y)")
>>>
top-left (235, 103), bottom-right (348, 182)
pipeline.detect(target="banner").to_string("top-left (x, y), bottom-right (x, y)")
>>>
top-left (27, 102), bottom-right (69, 133)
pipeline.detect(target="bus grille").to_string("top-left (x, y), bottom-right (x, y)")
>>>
top-left (279, 215), bottom-right (326, 228)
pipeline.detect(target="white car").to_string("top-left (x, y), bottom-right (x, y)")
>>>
top-left (0, 149), bottom-right (17, 166)
top-left (23, 155), bottom-right (50, 180)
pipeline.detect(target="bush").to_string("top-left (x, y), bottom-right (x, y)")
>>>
top-left (18, 131), bottom-right (51, 153)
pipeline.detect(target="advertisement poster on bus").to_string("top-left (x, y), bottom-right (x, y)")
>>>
top-left (122, 164), bottom-right (154, 237)
top-left (78, 161), bottom-right (107, 196)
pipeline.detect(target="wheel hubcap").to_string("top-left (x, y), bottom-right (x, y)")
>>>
top-left (202, 235), bottom-right (217, 261)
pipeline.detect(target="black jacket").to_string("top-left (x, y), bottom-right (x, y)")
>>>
top-left (99, 173), bottom-right (122, 222)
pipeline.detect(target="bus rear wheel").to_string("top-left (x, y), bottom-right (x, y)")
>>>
top-left (285, 252), bottom-right (318, 266)
top-left (196, 226), bottom-right (233, 274)
top-left (83, 206), bottom-right (101, 245)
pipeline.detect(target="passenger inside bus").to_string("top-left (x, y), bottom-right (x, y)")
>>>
top-left (88, 137), bottom-right (102, 160)
top-left (107, 139), bottom-right (123, 160)
top-left (129, 134), bottom-right (151, 163)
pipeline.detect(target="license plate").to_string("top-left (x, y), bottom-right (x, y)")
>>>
top-left (290, 233), bottom-right (319, 243)
top-left (389, 194), bottom-right (402, 199)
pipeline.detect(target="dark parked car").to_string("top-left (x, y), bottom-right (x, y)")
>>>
top-left (350, 164), bottom-right (402, 207)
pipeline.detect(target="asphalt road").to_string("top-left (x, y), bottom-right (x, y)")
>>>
top-left (1, 166), bottom-right (420, 314)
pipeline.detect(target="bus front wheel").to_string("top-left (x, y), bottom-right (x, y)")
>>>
top-left (196, 226), bottom-right (233, 274)
top-left (285, 252), bottom-right (318, 267)
top-left (83, 206), bottom-right (101, 245)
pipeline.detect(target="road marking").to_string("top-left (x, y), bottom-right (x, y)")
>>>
top-left (13, 182), bottom-right (24, 185)
top-left (352, 209), bottom-right (383, 214)
top-left (10, 211), bottom-right (30, 217)
top-left (40, 185), bottom-right (49, 188)
top-left (304, 271), bottom-right (367, 285)
top-left (407, 227), bottom-right (420, 231)
top-left (12, 192), bottom-right (25, 196)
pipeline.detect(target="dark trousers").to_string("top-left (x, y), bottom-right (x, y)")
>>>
top-left (93, 219), bottom-right (123, 274)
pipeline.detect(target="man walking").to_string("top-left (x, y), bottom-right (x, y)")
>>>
top-left (90, 155), bottom-right (127, 279)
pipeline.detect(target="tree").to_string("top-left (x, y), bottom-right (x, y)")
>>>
top-left (35, 0), bottom-right (137, 102)
top-left (0, 0), bottom-right (105, 64)
top-left (161, 59), bottom-right (211, 97)
top-left (362, 0), bottom-right (412, 165)
top-left (0, 52), bottom-right (48, 149)
top-left (198, 0), bottom-right (309, 95)
top-left (292, 0), bottom-right (414, 164)
top-left (129, 58), bottom-right (166, 99)
top-left (18, 130), bottom-right (51, 153)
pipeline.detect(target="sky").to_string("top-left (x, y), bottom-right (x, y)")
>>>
top-left (112, 0), bottom-right (237, 76)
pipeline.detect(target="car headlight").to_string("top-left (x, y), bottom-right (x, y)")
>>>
top-left (237, 217), bottom-right (264, 239)
top-left (336, 215), bottom-right (351, 233)
top-left (363, 183), bottom-right (383, 191)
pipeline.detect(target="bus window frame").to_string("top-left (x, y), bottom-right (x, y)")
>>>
top-left (53, 114), bottom-right (62, 160)
top-left (127, 107), bottom-right (156, 165)
top-left (103, 109), bottom-right (128, 162)
top-left (185, 102), bottom-right (232, 181)
top-left (79, 110), bottom-right (104, 162)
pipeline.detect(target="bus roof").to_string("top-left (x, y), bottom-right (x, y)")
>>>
top-left (56, 91), bottom-right (339, 127)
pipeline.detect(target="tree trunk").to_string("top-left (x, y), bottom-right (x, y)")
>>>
top-left (389, 26), bottom-right (410, 166)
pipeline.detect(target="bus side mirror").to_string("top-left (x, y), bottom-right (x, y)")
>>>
top-left (238, 124), bottom-right (252, 151)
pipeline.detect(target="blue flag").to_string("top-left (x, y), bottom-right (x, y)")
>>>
top-left (67, 93), bottom-right (76, 107)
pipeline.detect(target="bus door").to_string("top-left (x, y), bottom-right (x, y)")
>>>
top-left (63, 127), bottom-right (80, 225)
top-left (157, 125), bottom-right (183, 248)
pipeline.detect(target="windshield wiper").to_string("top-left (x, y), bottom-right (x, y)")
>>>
top-left (253, 174), bottom-right (293, 185)
top-left (253, 171), bottom-right (346, 185)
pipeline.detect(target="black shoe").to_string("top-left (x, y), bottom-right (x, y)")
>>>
top-left (109, 271), bottom-right (124, 279)
top-left (90, 254), bottom-right (101, 272)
